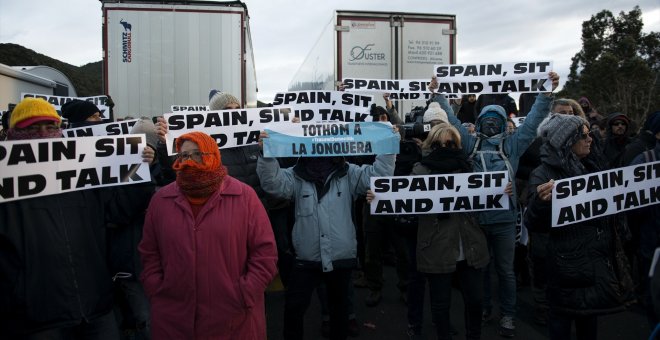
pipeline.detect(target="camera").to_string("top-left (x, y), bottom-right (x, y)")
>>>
top-left (400, 105), bottom-right (430, 139)
top-left (401, 122), bottom-right (431, 140)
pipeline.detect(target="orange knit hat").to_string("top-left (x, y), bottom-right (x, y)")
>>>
top-left (172, 131), bottom-right (222, 171)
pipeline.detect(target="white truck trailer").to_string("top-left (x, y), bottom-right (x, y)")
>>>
top-left (102, 0), bottom-right (258, 119)
top-left (289, 10), bottom-right (457, 117)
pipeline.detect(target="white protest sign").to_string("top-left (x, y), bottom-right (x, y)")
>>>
top-left (342, 78), bottom-right (433, 94)
top-left (370, 171), bottom-right (510, 215)
top-left (163, 104), bottom-right (374, 155)
top-left (272, 91), bottom-right (374, 109)
top-left (552, 161), bottom-right (660, 227)
top-left (0, 135), bottom-right (151, 203)
top-left (63, 119), bottom-right (140, 138)
top-left (171, 105), bottom-right (210, 112)
top-left (432, 61), bottom-right (553, 94)
top-left (21, 93), bottom-right (111, 117)
top-left (341, 78), bottom-right (462, 100)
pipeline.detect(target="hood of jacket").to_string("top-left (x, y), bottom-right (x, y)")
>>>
top-left (475, 104), bottom-right (508, 137)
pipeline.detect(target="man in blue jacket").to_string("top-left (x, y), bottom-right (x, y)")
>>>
top-left (429, 71), bottom-right (558, 337)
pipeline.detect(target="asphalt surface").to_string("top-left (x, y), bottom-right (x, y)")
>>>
top-left (265, 266), bottom-right (651, 340)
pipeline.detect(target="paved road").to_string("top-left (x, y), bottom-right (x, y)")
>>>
top-left (265, 266), bottom-right (650, 340)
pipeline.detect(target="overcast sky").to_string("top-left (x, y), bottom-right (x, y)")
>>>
top-left (1, 0), bottom-right (658, 103)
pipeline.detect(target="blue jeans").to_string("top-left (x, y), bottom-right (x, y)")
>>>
top-left (482, 222), bottom-right (517, 317)
top-left (25, 310), bottom-right (119, 340)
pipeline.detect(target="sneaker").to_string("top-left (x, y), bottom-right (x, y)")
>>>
top-left (498, 316), bottom-right (515, 338)
top-left (348, 318), bottom-right (360, 337)
top-left (320, 320), bottom-right (330, 338)
top-left (365, 290), bottom-right (382, 307)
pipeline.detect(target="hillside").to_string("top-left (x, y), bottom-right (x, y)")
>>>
top-left (0, 43), bottom-right (102, 97)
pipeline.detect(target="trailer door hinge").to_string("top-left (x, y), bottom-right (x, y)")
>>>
top-left (390, 16), bottom-right (403, 27)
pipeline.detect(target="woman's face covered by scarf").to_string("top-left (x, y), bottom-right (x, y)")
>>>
top-left (173, 132), bottom-right (227, 204)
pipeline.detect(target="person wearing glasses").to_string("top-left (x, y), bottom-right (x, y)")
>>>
top-left (404, 123), bottom-right (489, 340)
top-left (0, 98), bottom-right (156, 339)
top-left (139, 131), bottom-right (277, 339)
top-left (603, 112), bottom-right (633, 168)
top-left (524, 114), bottom-right (635, 340)
top-left (428, 72), bottom-right (559, 338)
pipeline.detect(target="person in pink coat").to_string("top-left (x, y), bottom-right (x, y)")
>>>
top-left (139, 131), bottom-right (278, 339)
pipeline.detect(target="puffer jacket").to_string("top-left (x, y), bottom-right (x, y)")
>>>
top-left (411, 150), bottom-right (489, 274)
top-left (257, 154), bottom-right (395, 272)
top-left (433, 93), bottom-right (552, 225)
top-left (524, 142), bottom-right (635, 316)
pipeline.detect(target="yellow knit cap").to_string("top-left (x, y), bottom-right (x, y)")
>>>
top-left (10, 98), bottom-right (62, 129)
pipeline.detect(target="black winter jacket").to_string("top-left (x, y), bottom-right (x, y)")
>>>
top-left (524, 143), bottom-right (634, 316)
top-left (0, 184), bottom-right (154, 336)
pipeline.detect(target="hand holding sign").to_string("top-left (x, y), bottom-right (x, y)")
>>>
top-left (548, 71), bottom-right (559, 95)
top-left (258, 131), bottom-right (269, 150)
top-left (429, 76), bottom-right (439, 93)
top-left (142, 145), bottom-right (156, 165)
top-left (156, 117), bottom-right (168, 144)
top-left (365, 189), bottom-right (375, 203)
top-left (537, 179), bottom-right (555, 202)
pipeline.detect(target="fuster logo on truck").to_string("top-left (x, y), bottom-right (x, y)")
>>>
top-left (120, 19), bottom-right (132, 63)
top-left (349, 44), bottom-right (386, 62)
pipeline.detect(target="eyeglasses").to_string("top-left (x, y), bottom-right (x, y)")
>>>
top-left (611, 121), bottom-right (627, 127)
top-left (177, 150), bottom-right (211, 162)
top-left (552, 110), bottom-right (574, 115)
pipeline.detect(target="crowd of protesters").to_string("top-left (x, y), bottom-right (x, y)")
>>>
top-left (0, 70), bottom-right (659, 340)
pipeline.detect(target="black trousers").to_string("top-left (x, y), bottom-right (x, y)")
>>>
top-left (426, 261), bottom-right (484, 340)
top-left (283, 265), bottom-right (352, 340)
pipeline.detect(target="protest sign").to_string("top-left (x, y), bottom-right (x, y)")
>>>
top-left (263, 122), bottom-right (399, 157)
top-left (341, 78), bottom-right (459, 100)
top-left (552, 161), bottom-right (660, 227)
top-left (171, 105), bottom-right (210, 112)
top-left (272, 90), bottom-right (374, 109)
top-left (163, 104), bottom-right (374, 155)
top-left (370, 171), bottom-right (509, 214)
top-left (0, 135), bottom-right (151, 203)
top-left (63, 119), bottom-right (140, 138)
top-left (21, 93), bottom-right (111, 117)
top-left (429, 61), bottom-right (553, 94)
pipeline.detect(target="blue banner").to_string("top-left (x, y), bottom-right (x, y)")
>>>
top-left (264, 122), bottom-right (399, 157)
